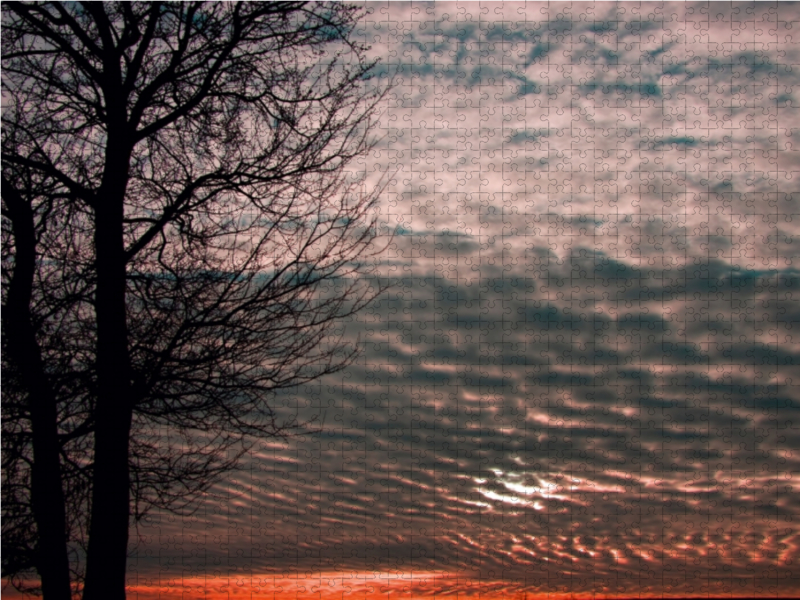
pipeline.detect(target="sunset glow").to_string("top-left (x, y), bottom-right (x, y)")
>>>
top-left (123, 572), bottom-right (797, 600)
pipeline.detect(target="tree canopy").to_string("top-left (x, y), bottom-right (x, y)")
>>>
top-left (1, 3), bottom-right (388, 597)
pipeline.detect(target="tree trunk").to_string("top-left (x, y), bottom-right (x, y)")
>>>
top-left (82, 150), bottom-right (135, 600)
top-left (3, 184), bottom-right (72, 600)
top-left (29, 380), bottom-right (73, 600)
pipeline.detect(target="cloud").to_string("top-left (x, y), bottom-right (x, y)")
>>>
top-left (132, 3), bottom-right (800, 598)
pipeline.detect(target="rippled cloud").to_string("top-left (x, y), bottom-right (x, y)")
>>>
top-left (129, 3), bottom-right (800, 598)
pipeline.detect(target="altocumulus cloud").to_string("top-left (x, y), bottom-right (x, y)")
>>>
top-left (130, 3), bottom-right (800, 598)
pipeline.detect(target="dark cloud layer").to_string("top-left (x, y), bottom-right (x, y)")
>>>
top-left (129, 3), bottom-right (800, 598)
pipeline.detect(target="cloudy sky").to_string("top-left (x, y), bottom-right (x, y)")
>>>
top-left (123, 3), bottom-right (800, 598)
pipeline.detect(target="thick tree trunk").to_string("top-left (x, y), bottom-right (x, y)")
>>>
top-left (82, 389), bottom-right (133, 600)
top-left (29, 382), bottom-right (73, 600)
top-left (82, 151), bottom-right (135, 600)
top-left (3, 185), bottom-right (72, 600)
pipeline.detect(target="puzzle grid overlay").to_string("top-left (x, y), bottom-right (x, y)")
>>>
top-left (129, 3), bottom-right (800, 598)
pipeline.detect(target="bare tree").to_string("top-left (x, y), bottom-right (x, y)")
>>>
top-left (1, 2), bottom-right (388, 598)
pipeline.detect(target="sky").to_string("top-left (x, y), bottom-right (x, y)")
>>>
top-left (46, 2), bottom-right (800, 598)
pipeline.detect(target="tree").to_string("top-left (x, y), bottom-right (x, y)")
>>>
top-left (1, 3), bottom-right (388, 598)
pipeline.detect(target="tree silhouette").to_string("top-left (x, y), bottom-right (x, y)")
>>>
top-left (1, 3), bottom-right (388, 598)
